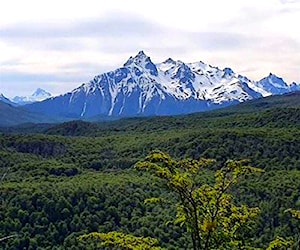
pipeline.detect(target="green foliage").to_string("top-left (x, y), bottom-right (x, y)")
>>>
top-left (0, 171), bottom-right (188, 249)
top-left (284, 209), bottom-right (300, 248)
top-left (266, 236), bottom-right (293, 250)
top-left (136, 151), bottom-right (263, 249)
top-left (79, 231), bottom-right (162, 250)
top-left (285, 209), bottom-right (300, 220)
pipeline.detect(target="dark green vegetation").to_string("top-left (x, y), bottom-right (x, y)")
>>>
top-left (0, 92), bottom-right (300, 249)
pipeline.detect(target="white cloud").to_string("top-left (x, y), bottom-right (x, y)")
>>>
top-left (0, 0), bottom-right (299, 97)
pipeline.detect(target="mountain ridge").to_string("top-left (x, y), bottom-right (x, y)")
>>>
top-left (0, 93), bottom-right (16, 106)
top-left (15, 51), bottom-right (300, 119)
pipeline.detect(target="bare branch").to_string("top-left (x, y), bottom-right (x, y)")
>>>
top-left (0, 234), bottom-right (18, 242)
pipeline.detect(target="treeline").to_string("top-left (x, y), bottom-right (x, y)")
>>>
top-left (1, 126), bottom-right (299, 172)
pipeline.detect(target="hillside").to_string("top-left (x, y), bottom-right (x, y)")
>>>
top-left (0, 101), bottom-right (57, 127)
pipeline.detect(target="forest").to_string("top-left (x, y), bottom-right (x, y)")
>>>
top-left (0, 93), bottom-right (300, 249)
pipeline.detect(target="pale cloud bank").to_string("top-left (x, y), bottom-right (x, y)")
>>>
top-left (0, 0), bottom-right (299, 97)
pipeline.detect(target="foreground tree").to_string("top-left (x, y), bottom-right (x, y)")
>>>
top-left (135, 150), bottom-right (263, 250)
top-left (267, 208), bottom-right (300, 250)
top-left (79, 150), bottom-right (264, 249)
top-left (80, 151), bottom-right (300, 249)
top-left (283, 209), bottom-right (300, 249)
top-left (266, 208), bottom-right (300, 249)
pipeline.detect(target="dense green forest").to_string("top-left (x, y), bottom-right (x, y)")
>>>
top-left (0, 93), bottom-right (300, 249)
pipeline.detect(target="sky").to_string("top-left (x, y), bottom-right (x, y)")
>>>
top-left (0, 0), bottom-right (299, 98)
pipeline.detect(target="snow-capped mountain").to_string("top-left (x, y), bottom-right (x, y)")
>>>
top-left (25, 51), bottom-right (300, 119)
top-left (289, 82), bottom-right (300, 92)
top-left (255, 73), bottom-right (296, 96)
top-left (13, 88), bottom-right (52, 105)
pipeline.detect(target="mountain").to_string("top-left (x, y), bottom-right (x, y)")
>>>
top-left (13, 88), bottom-right (52, 105)
top-left (290, 82), bottom-right (300, 92)
top-left (25, 51), bottom-right (299, 119)
top-left (0, 101), bottom-right (56, 127)
top-left (255, 73), bottom-right (298, 96)
top-left (0, 93), bottom-right (16, 106)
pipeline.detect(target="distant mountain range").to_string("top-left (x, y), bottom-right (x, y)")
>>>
top-left (0, 88), bottom-right (54, 127)
top-left (24, 51), bottom-right (299, 119)
top-left (0, 51), bottom-right (299, 126)
top-left (0, 88), bottom-right (52, 107)
top-left (12, 88), bottom-right (52, 105)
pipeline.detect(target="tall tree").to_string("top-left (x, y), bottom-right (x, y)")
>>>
top-left (135, 150), bottom-right (263, 249)
top-left (80, 151), bottom-right (264, 249)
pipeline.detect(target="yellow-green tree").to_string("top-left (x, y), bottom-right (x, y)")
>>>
top-left (135, 150), bottom-right (263, 250)
top-left (257, 209), bottom-right (299, 249)
top-left (79, 150), bottom-right (265, 249)
top-left (79, 231), bottom-right (162, 250)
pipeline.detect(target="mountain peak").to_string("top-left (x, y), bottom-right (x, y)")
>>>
top-left (268, 72), bottom-right (282, 79)
top-left (124, 51), bottom-right (149, 66)
top-left (163, 58), bottom-right (176, 64)
top-left (256, 73), bottom-right (289, 95)
top-left (223, 67), bottom-right (235, 76)
top-left (32, 88), bottom-right (51, 97)
top-left (123, 51), bottom-right (158, 76)
top-left (290, 82), bottom-right (300, 91)
top-left (136, 50), bottom-right (147, 57)
top-left (266, 73), bottom-right (285, 82)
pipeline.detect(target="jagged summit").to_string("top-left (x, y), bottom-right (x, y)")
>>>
top-left (290, 82), bottom-right (300, 92)
top-left (256, 73), bottom-right (290, 95)
top-left (32, 88), bottom-right (51, 97)
top-left (223, 67), bottom-right (235, 76)
top-left (25, 51), bottom-right (300, 119)
top-left (267, 72), bottom-right (284, 80)
top-left (124, 50), bottom-right (149, 66)
top-left (123, 51), bottom-right (158, 77)
top-left (163, 58), bottom-right (176, 64)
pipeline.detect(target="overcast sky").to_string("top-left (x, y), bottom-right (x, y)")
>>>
top-left (0, 0), bottom-right (299, 98)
